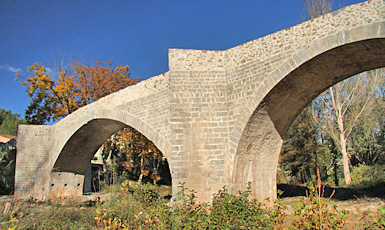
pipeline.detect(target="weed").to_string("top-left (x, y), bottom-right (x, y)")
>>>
top-left (372, 205), bottom-right (385, 229)
top-left (95, 207), bottom-right (127, 229)
top-left (290, 170), bottom-right (349, 229)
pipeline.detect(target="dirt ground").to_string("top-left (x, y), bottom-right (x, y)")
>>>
top-left (278, 183), bottom-right (385, 228)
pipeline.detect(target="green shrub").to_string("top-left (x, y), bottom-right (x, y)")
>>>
top-left (168, 182), bottom-right (285, 229)
top-left (169, 184), bottom-right (209, 229)
top-left (290, 173), bottom-right (349, 230)
top-left (209, 184), bottom-right (284, 229)
top-left (373, 205), bottom-right (385, 229)
top-left (350, 164), bottom-right (385, 187)
top-left (112, 181), bottom-right (286, 229)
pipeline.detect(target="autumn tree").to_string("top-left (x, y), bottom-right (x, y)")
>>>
top-left (98, 127), bottom-right (170, 186)
top-left (18, 57), bottom-right (137, 182)
top-left (108, 127), bottom-right (168, 184)
top-left (17, 57), bottom-right (139, 124)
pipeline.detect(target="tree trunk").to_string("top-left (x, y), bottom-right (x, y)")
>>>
top-left (332, 143), bottom-right (339, 186)
top-left (138, 155), bottom-right (144, 184)
top-left (337, 115), bottom-right (351, 184)
top-left (102, 137), bottom-right (115, 185)
top-left (330, 86), bottom-right (352, 185)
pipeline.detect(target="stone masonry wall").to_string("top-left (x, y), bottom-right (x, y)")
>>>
top-left (169, 70), bottom-right (230, 201)
top-left (15, 125), bottom-right (52, 199)
top-left (116, 89), bottom-right (170, 141)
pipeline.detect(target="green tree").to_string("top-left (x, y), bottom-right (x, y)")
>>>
top-left (0, 108), bottom-right (27, 135)
top-left (313, 70), bottom-right (384, 184)
top-left (0, 139), bottom-right (15, 194)
top-left (349, 70), bottom-right (385, 166)
top-left (282, 70), bottom-right (385, 186)
top-left (280, 107), bottom-right (327, 183)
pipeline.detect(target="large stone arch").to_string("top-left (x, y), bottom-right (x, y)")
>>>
top-left (47, 109), bottom-right (172, 198)
top-left (231, 22), bottom-right (385, 200)
top-left (52, 109), bottom-right (171, 172)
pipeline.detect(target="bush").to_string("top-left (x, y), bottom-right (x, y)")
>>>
top-left (169, 182), bottom-right (285, 229)
top-left (290, 171), bottom-right (349, 230)
top-left (209, 184), bottom-right (285, 229)
top-left (373, 205), bottom-right (385, 229)
top-left (99, 181), bottom-right (286, 229)
top-left (350, 164), bottom-right (385, 187)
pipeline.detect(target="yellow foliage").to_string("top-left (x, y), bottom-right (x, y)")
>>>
top-left (18, 58), bottom-right (140, 123)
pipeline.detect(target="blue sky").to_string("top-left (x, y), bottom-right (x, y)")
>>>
top-left (0, 0), bottom-right (365, 119)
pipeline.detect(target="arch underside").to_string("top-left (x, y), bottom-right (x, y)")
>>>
top-left (52, 119), bottom-right (127, 174)
top-left (51, 107), bottom-right (172, 176)
top-left (48, 105), bottom-right (171, 198)
top-left (233, 38), bottom-right (385, 200)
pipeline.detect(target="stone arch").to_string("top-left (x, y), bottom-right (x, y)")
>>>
top-left (46, 109), bottom-right (172, 198)
top-left (231, 22), bottom-right (385, 200)
top-left (51, 109), bottom-right (172, 174)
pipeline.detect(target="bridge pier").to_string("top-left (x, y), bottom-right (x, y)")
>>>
top-left (232, 108), bottom-right (283, 201)
top-left (14, 125), bottom-right (52, 200)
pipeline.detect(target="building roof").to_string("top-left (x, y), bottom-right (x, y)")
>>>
top-left (0, 134), bottom-right (16, 143)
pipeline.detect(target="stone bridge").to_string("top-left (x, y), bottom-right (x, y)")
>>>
top-left (15, 0), bottom-right (385, 202)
